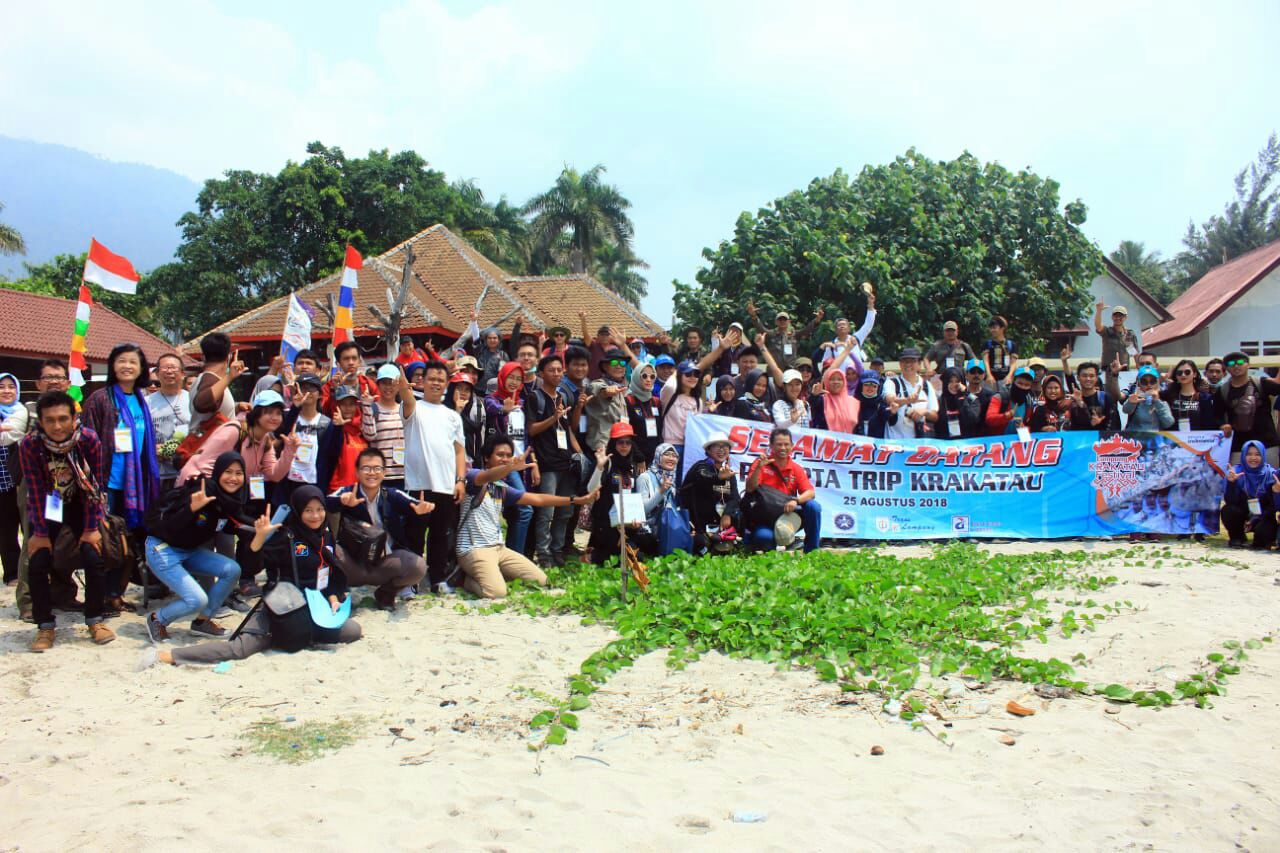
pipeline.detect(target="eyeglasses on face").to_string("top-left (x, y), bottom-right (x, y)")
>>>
top-left (1226, 359), bottom-right (1248, 367)
top-left (1175, 369), bottom-right (1194, 377)
top-left (40, 375), bottom-right (68, 383)
top-left (359, 466), bottom-right (385, 474)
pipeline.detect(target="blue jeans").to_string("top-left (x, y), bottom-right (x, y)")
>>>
top-left (145, 537), bottom-right (241, 626)
top-left (749, 500), bottom-right (822, 553)
top-left (504, 472), bottom-right (533, 553)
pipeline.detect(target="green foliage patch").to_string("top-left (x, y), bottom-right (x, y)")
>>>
top-left (240, 716), bottom-right (365, 764)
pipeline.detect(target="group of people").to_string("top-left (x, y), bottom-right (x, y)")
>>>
top-left (3, 296), bottom-right (1278, 661)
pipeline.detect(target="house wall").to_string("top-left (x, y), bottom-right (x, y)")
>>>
top-left (1208, 266), bottom-right (1280, 357)
top-left (1066, 272), bottom-right (1163, 359)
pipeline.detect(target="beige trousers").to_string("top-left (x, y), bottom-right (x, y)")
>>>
top-left (457, 545), bottom-right (547, 599)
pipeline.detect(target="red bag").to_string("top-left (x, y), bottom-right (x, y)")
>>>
top-left (173, 412), bottom-right (230, 468)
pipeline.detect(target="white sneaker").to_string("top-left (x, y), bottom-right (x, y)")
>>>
top-left (433, 582), bottom-right (456, 597)
top-left (397, 585), bottom-right (417, 599)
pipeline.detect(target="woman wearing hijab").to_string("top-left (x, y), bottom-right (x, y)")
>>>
top-left (446, 372), bottom-right (485, 465)
top-left (811, 367), bottom-right (860, 434)
top-left (1027, 374), bottom-right (1090, 432)
top-left (933, 367), bottom-right (967, 439)
top-left (625, 362), bottom-right (663, 461)
top-left (681, 431), bottom-right (741, 554)
top-left (587, 423), bottom-right (657, 563)
top-left (0, 373), bottom-right (28, 584)
top-left (140, 485), bottom-right (361, 668)
top-left (142, 452), bottom-right (253, 640)
top-left (723, 369), bottom-right (772, 423)
top-left (637, 443), bottom-right (682, 533)
top-left (709, 376), bottom-right (737, 414)
top-left (485, 362), bottom-right (528, 454)
top-left (1222, 440), bottom-right (1280, 549)
top-left (852, 370), bottom-right (887, 438)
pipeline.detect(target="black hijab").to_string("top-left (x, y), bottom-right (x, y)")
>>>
top-left (209, 452), bottom-right (252, 523)
top-left (287, 484), bottom-right (329, 552)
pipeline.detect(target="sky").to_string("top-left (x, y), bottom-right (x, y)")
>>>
top-left (2, 0), bottom-right (1278, 325)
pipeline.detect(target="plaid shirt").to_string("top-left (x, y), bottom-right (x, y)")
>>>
top-left (19, 428), bottom-right (104, 538)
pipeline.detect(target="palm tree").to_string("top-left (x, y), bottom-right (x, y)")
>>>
top-left (593, 241), bottom-right (649, 305)
top-left (1111, 240), bottom-right (1160, 272)
top-left (453, 181), bottom-right (531, 273)
top-left (0, 202), bottom-right (25, 256)
top-left (1110, 240), bottom-right (1181, 305)
top-left (523, 165), bottom-right (634, 274)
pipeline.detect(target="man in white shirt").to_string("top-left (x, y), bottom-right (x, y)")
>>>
top-left (146, 352), bottom-right (191, 493)
top-left (399, 362), bottom-right (466, 594)
top-left (884, 347), bottom-right (938, 440)
top-left (819, 290), bottom-right (877, 369)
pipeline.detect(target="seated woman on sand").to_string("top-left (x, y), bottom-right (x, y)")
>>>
top-left (138, 485), bottom-right (361, 669)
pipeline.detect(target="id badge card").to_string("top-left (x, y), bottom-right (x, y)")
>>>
top-left (249, 475), bottom-right (266, 500)
top-left (295, 439), bottom-right (316, 464)
top-left (1016, 426), bottom-right (1032, 444)
top-left (1248, 498), bottom-right (1262, 516)
top-left (578, 414), bottom-right (588, 433)
top-left (45, 491), bottom-right (64, 523)
top-left (1178, 418), bottom-right (1190, 433)
top-left (392, 443), bottom-right (406, 466)
top-left (508, 408), bottom-right (526, 437)
top-left (316, 565), bottom-right (330, 591)
top-left (783, 342), bottom-right (793, 356)
top-left (730, 362), bottom-right (739, 375)
top-left (645, 417), bottom-right (657, 436)
top-left (555, 428), bottom-right (568, 450)
top-left (114, 427), bottom-right (134, 453)
top-left (1126, 344), bottom-right (1139, 357)
top-left (945, 357), bottom-right (955, 369)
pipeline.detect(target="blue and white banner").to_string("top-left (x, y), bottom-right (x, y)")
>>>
top-left (681, 414), bottom-right (1231, 540)
top-left (281, 293), bottom-right (313, 364)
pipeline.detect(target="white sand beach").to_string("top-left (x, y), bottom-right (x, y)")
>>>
top-left (1, 541), bottom-right (1278, 852)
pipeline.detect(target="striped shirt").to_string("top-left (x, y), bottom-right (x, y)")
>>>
top-left (362, 401), bottom-right (405, 481)
top-left (456, 469), bottom-right (524, 556)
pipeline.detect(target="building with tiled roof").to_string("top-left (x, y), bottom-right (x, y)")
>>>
top-left (183, 224), bottom-right (664, 360)
top-left (1143, 239), bottom-right (1280, 358)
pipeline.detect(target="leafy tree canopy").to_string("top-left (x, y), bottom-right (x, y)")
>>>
top-left (1109, 240), bottom-right (1181, 306)
top-left (675, 149), bottom-right (1101, 357)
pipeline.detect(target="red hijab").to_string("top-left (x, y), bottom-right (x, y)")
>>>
top-left (496, 362), bottom-right (525, 405)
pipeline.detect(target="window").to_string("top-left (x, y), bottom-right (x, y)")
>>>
top-left (1240, 340), bottom-right (1261, 357)
top-left (1264, 341), bottom-right (1280, 357)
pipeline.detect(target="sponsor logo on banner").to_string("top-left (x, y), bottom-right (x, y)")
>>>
top-left (1089, 435), bottom-right (1145, 498)
top-left (834, 513), bottom-right (857, 532)
top-left (951, 515), bottom-right (970, 534)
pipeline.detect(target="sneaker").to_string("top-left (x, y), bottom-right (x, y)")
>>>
top-left (190, 618), bottom-right (226, 637)
top-left (145, 612), bottom-right (170, 644)
top-left (212, 605), bottom-right (235, 619)
top-left (87, 622), bottom-right (116, 645)
top-left (432, 582), bottom-right (456, 597)
top-left (551, 551), bottom-right (566, 566)
top-left (224, 594), bottom-right (252, 613)
top-left (29, 628), bottom-right (56, 652)
top-left (396, 585), bottom-right (417, 599)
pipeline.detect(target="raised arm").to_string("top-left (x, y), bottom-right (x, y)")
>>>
top-left (853, 292), bottom-right (877, 344)
top-left (397, 365), bottom-right (416, 420)
top-left (755, 333), bottom-right (785, 387)
top-left (1093, 300), bottom-right (1107, 336)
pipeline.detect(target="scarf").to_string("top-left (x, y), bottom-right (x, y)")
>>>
top-left (1235, 440), bottom-right (1276, 498)
top-left (208, 451), bottom-right (252, 523)
top-left (111, 384), bottom-right (159, 528)
top-left (0, 373), bottom-right (20, 420)
top-left (39, 421), bottom-right (83, 457)
top-left (288, 484), bottom-right (330, 553)
top-left (715, 376), bottom-right (737, 405)
top-left (496, 362), bottom-right (525, 406)
top-left (740, 369), bottom-right (766, 402)
top-left (652, 442), bottom-right (678, 470)
top-left (629, 365), bottom-right (656, 403)
top-left (822, 368), bottom-right (859, 433)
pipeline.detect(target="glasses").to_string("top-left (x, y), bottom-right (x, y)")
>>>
top-left (1175, 369), bottom-right (1194, 377)
top-left (607, 359), bottom-right (627, 367)
top-left (40, 375), bottom-right (68, 383)
top-left (359, 466), bottom-right (385, 474)
top-left (1138, 380), bottom-right (1158, 387)
top-left (1226, 359), bottom-right (1248, 367)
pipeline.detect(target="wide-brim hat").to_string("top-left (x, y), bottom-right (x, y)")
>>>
top-left (774, 512), bottom-right (802, 548)
top-left (702, 431), bottom-right (732, 451)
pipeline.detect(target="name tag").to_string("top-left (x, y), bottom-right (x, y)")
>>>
top-left (1178, 418), bottom-right (1190, 432)
top-left (392, 443), bottom-right (406, 466)
top-left (316, 565), bottom-right (330, 591)
top-left (215, 518), bottom-right (228, 532)
top-left (114, 427), bottom-right (134, 453)
top-left (1016, 426), bottom-right (1031, 444)
top-left (1248, 498), bottom-right (1262, 516)
top-left (555, 428), bottom-right (568, 450)
top-left (508, 409), bottom-right (525, 436)
top-left (783, 343), bottom-right (793, 356)
top-left (730, 363), bottom-right (739, 375)
top-left (645, 417), bottom-right (657, 436)
top-left (945, 357), bottom-right (955, 369)
top-left (578, 414), bottom-right (588, 433)
top-left (249, 475), bottom-right (265, 500)
top-left (1126, 345), bottom-right (1138, 357)
top-left (45, 492), bottom-right (64, 522)
top-left (295, 440), bottom-right (316, 463)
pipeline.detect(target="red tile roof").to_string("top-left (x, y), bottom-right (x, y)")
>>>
top-left (1142, 239), bottom-right (1280, 348)
top-left (0, 287), bottom-right (183, 365)
top-left (183, 225), bottom-right (663, 353)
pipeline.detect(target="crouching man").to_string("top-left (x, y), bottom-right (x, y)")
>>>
top-left (20, 390), bottom-right (116, 650)
top-left (457, 435), bottom-right (599, 599)
top-left (327, 447), bottom-right (430, 609)
top-left (743, 427), bottom-right (821, 553)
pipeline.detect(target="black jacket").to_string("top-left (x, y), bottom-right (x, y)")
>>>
top-left (681, 458), bottom-right (741, 530)
top-left (257, 527), bottom-right (349, 598)
top-left (144, 477), bottom-right (255, 551)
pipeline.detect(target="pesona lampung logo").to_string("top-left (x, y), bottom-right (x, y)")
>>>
top-left (1089, 435), bottom-right (1145, 498)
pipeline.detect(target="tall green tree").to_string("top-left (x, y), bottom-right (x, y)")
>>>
top-left (677, 149), bottom-right (1101, 356)
top-left (523, 164), bottom-right (636, 276)
top-left (1109, 240), bottom-right (1181, 305)
top-left (592, 241), bottom-right (649, 304)
top-left (1173, 132), bottom-right (1280, 288)
top-left (0, 201), bottom-right (25, 255)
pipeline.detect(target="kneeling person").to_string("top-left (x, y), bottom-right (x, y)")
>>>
top-left (327, 447), bottom-right (430, 609)
top-left (457, 435), bottom-right (599, 599)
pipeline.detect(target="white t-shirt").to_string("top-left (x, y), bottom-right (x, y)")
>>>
top-left (402, 400), bottom-right (465, 493)
top-left (885, 373), bottom-right (938, 440)
top-left (289, 412), bottom-right (326, 484)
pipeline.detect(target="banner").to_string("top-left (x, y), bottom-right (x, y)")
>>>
top-left (681, 414), bottom-right (1230, 540)
top-left (281, 293), bottom-right (313, 364)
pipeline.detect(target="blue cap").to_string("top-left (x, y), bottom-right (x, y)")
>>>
top-left (252, 389), bottom-right (285, 409)
top-left (677, 360), bottom-right (701, 375)
top-left (1012, 366), bottom-right (1034, 380)
top-left (376, 363), bottom-right (400, 382)
top-left (654, 354), bottom-right (676, 368)
top-left (1137, 365), bottom-right (1160, 381)
top-left (859, 370), bottom-right (882, 386)
top-left (964, 358), bottom-right (985, 373)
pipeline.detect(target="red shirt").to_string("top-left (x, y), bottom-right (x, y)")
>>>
top-left (750, 457), bottom-right (813, 496)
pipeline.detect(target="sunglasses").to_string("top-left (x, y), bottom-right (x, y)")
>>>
top-left (1175, 369), bottom-right (1194, 377)
top-left (607, 359), bottom-right (627, 367)
top-left (1226, 359), bottom-right (1248, 367)
top-left (1138, 379), bottom-right (1158, 387)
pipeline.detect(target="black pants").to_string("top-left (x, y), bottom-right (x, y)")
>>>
top-left (587, 525), bottom-right (659, 565)
top-left (0, 488), bottom-right (20, 583)
top-left (405, 490), bottom-right (458, 586)
top-left (1222, 502), bottom-right (1277, 547)
top-left (29, 504), bottom-right (107, 628)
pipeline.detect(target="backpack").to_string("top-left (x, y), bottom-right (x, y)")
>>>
top-left (1219, 379), bottom-right (1259, 433)
top-left (173, 412), bottom-right (232, 467)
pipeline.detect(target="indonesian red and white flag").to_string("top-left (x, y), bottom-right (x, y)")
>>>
top-left (82, 237), bottom-right (140, 295)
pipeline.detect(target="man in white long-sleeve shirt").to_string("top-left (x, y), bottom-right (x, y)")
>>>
top-left (818, 290), bottom-right (877, 370)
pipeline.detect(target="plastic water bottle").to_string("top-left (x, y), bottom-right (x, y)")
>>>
top-left (731, 811), bottom-right (768, 823)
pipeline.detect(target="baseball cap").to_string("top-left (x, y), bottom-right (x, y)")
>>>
top-left (609, 422), bottom-right (635, 440)
top-left (794, 357), bottom-right (814, 369)
top-left (333, 385), bottom-right (359, 402)
top-left (449, 372), bottom-right (473, 385)
top-left (899, 347), bottom-right (923, 360)
top-left (781, 369), bottom-right (803, 384)
top-left (1112, 305), bottom-right (1129, 316)
top-left (1137, 365), bottom-right (1160, 381)
top-left (859, 370), bottom-right (882, 386)
top-left (943, 321), bottom-right (958, 331)
top-left (677, 360), bottom-right (701, 375)
top-left (251, 389), bottom-right (285, 409)
top-left (455, 355), bottom-right (479, 371)
top-left (376, 364), bottom-right (400, 382)
top-left (776, 311), bottom-right (791, 321)
top-left (1027, 358), bottom-right (1047, 370)
top-left (1012, 366), bottom-right (1034, 381)
top-left (964, 358), bottom-right (985, 373)
top-left (296, 373), bottom-right (325, 389)
top-left (654, 354), bottom-right (676, 368)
